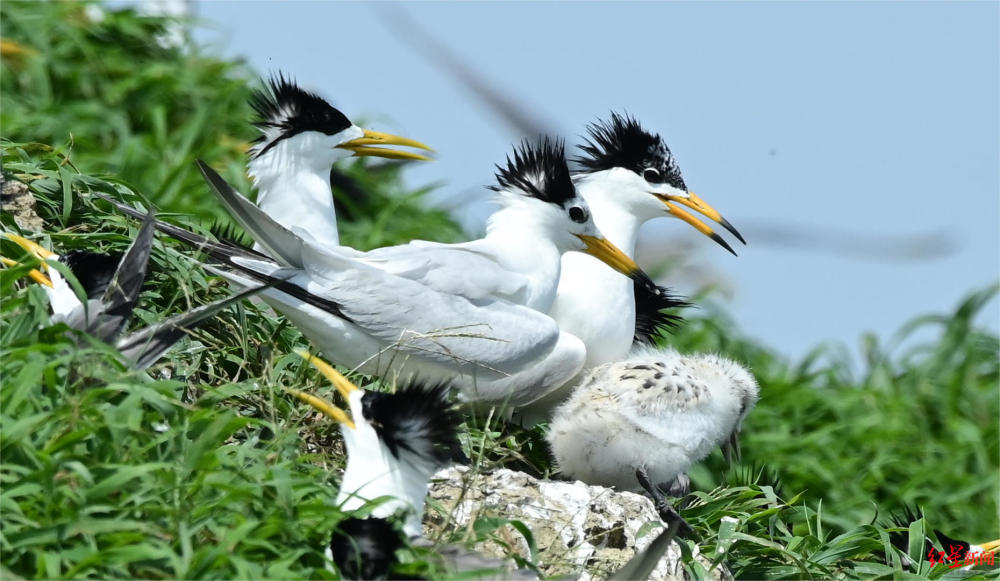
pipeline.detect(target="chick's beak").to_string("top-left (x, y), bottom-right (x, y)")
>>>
top-left (337, 129), bottom-right (434, 161)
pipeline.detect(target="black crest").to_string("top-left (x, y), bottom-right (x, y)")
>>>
top-left (933, 529), bottom-right (971, 556)
top-left (61, 250), bottom-right (123, 300)
top-left (574, 112), bottom-right (687, 191)
top-left (490, 137), bottom-right (576, 206)
top-left (361, 382), bottom-right (461, 467)
top-left (632, 282), bottom-right (689, 346)
top-left (329, 517), bottom-right (405, 580)
top-left (248, 73), bottom-right (352, 158)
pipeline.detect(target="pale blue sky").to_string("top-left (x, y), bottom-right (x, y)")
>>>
top-left (191, 1), bottom-right (999, 368)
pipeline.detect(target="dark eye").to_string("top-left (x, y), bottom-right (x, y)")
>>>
top-left (643, 168), bottom-right (662, 183)
top-left (568, 206), bottom-right (588, 223)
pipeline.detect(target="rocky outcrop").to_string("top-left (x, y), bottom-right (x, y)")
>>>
top-left (1, 174), bottom-right (44, 232)
top-left (425, 466), bottom-right (730, 580)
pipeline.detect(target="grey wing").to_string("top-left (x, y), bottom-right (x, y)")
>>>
top-left (356, 240), bottom-right (532, 303)
top-left (302, 265), bottom-right (561, 375)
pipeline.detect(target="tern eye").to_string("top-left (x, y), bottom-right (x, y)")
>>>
top-left (568, 206), bottom-right (588, 223)
top-left (643, 168), bottom-right (662, 183)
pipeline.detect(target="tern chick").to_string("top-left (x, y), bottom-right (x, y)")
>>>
top-left (547, 346), bottom-right (759, 493)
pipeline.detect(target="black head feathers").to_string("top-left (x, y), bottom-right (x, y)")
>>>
top-left (491, 137), bottom-right (577, 207)
top-left (329, 517), bottom-right (406, 580)
top-left (632, 282), bottom-right (689, 346)
top-left (61, 250), bottom-right (124, 301)
top-left (574, 112), bottom-right (687, 191)
top-left (360, 382), bottom-right (461, 468)
top-left (248, 73), bottom-right (353, 158)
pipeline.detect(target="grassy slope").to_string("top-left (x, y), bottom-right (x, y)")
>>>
top-left (2, 2), bottom-right (997, 579)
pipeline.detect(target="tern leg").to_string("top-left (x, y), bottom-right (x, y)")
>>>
top-left (636, 468), bottom-right (692, 537)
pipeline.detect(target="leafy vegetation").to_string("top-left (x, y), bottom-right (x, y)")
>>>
top-left (2, 2), bottom-right (997, 579)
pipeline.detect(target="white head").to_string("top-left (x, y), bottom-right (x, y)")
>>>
top-left (288, 352), bottom-right (461, 539)
top-left (573, 112), bottom-right (745, 255)
top-left (486, 137), bottom-right (655, 287)
top-left (246, 74), bottom-right (432, 184)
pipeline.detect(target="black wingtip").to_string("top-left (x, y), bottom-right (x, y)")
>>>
top-left (720, 217), bottom-right (747, 245)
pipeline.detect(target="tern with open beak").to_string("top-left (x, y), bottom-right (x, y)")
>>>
top-left (2, 213), bottom-right (269, 369)
top-left (246, 73), bottom-right (433, 249)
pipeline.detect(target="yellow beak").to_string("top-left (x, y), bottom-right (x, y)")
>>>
top-left (2, 233), bottom-right (55, 287)
top-left (336, 129), bottom-right (434, 161)
top-left (978, 538), bottom-right (1000, 553)
top-left (655, 191), bottom-right (745, 256)
top-left (286, 388), bottom-right (355, 430)
top-left (574, 234), bottom-right (656, 290)
top-left (291, 350), bottom-right (360, 429)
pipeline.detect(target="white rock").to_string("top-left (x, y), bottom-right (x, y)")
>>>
top-left (426, 466), bottom-right (730, 580)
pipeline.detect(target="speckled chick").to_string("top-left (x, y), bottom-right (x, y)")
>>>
top-left (547, 346), bottom-right (759, 491)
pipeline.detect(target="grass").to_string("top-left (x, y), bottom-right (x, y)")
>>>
top-left (2, 2), bottom-right (998, 579)
top-left (3, 140), bottom-right (997, 580)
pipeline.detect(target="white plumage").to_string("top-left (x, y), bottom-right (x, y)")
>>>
top-left (289, 352), bottom-right (460, 540)
top-left (245, 74), bottom-right (432, 250)
top-left (547, 345), bottom-right (759, 491)
top-left (521, 114), bottom-right (744, 422)
top-left (197, 139), bottom-right (652, 407)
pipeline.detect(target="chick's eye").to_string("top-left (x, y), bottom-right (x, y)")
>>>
top-left (568, 206), bottom-right (588, 223)
top-left (643, 168), bottom-right (662, 183)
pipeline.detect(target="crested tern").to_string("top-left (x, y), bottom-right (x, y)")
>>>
top-left (1, 214), bottom-right (268, 369)
top-left (289, 351), bottom-right (461, 540)
top-left (522, 113), bottom-right (744, 421)
top-left (293, 353), bottom-right (546, 580)
top-left (884, 505), bottom-right (1000, 570)
top-left (247, 74), bottom-right (433, 249)
top-left (182, 137), bottom-right (656, 406)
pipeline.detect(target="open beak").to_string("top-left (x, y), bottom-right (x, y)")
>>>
top-left (289, 350), bottom-right (360, 429)
top-left (2, 233), bottom-right (55, 287)
top-left (978, 539), bottom-right (1000, 553)
top-left (336, 129), bottom-right (434, 161)
top-left (655, 192), bottom-right (745, 256)
top-left (574, 234), bottom-right (657, 293)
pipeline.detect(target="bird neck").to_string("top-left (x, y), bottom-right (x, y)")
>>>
top-left (574, 178), bottom-right (644, 253)
top-left (247, 140), bottom-right (341, 248)
top-left (547, 182), bottom-right (644, 367)
top-left (483, 204), bottom-right (565, 310)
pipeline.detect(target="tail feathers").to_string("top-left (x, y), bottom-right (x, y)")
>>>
top-left (97, 193), bottom-right (349, 322)
top-left (94, 193), bottom-right (269, 263)
top-left (195, 160), bottom-right (305, 267)
top-left (116, 281), bottom-right (275, 370)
